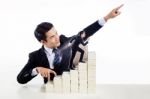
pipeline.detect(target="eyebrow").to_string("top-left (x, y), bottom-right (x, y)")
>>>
top-left (49, 32), bottom-right (58, 38)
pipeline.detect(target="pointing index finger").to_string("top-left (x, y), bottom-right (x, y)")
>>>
top-left (116, 4), bottom-right (124, 10)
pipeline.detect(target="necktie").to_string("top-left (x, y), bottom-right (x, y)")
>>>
top-left (53, 48), bottom-right (61, 66)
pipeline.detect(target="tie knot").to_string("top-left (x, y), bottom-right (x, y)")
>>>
top-left (53, 48), bottom-right (58, 53)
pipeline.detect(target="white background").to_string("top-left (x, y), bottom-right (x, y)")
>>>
top-left (0, 0), bottom-right (150, 85)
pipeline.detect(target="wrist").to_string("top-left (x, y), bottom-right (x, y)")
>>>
top-left (104, 15), bottom-right (110, 22)
top-left (36, 67), bottom-right (41, 73)
top-left (31, 68), bottom-right (39, 76)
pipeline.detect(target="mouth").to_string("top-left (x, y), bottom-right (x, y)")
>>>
top-left (56, 42), bottom-right (60, 46)
top-left (57, 41), bottom-right (60, 44)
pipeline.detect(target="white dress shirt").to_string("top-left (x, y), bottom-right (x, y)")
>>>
top-left (44, 46), bottom-right (55, 69)
top-left (98, 17), bottom-right (106, 26)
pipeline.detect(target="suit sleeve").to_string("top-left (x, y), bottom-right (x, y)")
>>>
top-left (17, 53), bottom-right (38, 84)
top-left (60, 20), bottom-right (103, 42)
top-left (82, 20), bottom-right (103, 40)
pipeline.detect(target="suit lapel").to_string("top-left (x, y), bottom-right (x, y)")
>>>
top-left (38, 46), bottom-right (50, 68)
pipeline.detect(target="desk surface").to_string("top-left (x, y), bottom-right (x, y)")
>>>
top-left (1, 83), bottom-right (150, 99)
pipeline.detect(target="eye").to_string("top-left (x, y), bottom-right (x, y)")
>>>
top-left (49, 34), bottom-right (57, 39)
top-left (51, 35), bottom-right (55, 38)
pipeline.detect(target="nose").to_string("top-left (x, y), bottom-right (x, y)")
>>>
top-left (55, 35), bottom-right (60, 41)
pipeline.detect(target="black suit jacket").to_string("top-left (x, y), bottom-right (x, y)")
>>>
top-left (17, 20), bottom-right (103, 84)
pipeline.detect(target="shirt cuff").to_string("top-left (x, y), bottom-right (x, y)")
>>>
top-left (31, 68), bottom-right (38, 76)
top-left (98, 17), bottom-right (106, 26)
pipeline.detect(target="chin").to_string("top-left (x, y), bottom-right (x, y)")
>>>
top-left (56, 42), bottom-right (60, 47)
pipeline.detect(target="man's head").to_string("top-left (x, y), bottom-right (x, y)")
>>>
top-left (34, 22), bottom-right (60, 48)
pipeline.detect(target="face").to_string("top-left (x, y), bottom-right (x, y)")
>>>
top-left (81, 32), bottom-right (86, 38)
top-left (41, 27), bottom-right (60, 48)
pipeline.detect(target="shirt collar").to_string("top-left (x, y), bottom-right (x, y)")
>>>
top-left (44, 46), bottom-right (53, 55)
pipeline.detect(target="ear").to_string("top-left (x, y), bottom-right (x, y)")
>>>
top-left (40, 40), bottom-right (47, 44)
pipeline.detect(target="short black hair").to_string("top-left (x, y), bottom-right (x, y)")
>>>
top-left (34, 22), bottom-right (53, 42)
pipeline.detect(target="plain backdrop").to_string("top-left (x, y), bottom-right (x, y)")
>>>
top-left (0, 0), bottom-right (150, 85)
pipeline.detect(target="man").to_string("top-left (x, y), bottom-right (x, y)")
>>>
top-left (17, 4), bottom-right (123, 84)
top-left (71, 31), bottom-right (89, 62)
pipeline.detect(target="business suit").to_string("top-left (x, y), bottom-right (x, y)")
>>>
top-left (17, 20), bottom-right (103, 84)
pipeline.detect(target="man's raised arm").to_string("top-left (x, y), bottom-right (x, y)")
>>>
top-left (81, 4), bottom-right (124, 40)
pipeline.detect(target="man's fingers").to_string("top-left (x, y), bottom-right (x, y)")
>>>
top-left (117, 11), bottom-right (121, 15)
top-left (51, 70), bottom-right (57, 76)
top-left (115, 11), bottom-right (121, 15)
top-left (41, 73), bottom-right (45, 77)
top-left (40, 71), bottom-right (48, 78)
top-left (113, 4), bottom-right (123, 16)
top-left (47, 73), bottom-right (50, 80)
top-left (38, 67), bottom-right (57, 78)
top-left (115, 4), bottom-right (124, 10)
top-left (45, 73), bottom-right (48, 78)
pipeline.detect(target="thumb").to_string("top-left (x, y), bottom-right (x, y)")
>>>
top-left (51, 70), bottom-right (57, 76)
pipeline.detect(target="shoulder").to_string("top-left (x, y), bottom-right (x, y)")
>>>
top-left (28, 47), bottom-right (44, 58)
top-left (60, 34), bottom-right (76, 41)
top-left (59, 34), bottom-right (68, 40)
top-left (59, 34), bottom-right (69, 44)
